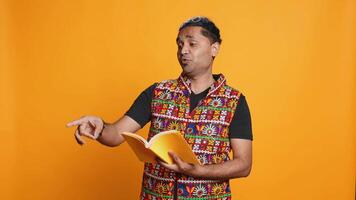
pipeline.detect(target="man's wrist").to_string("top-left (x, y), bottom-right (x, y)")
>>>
top-left (97, 121), bottom-right (106, 139)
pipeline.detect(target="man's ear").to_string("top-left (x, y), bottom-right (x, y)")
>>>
top-left (211, 42), bottom-right (220, 57)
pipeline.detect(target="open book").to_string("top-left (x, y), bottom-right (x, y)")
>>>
top-left (121, 130), bottom-right (201, 165)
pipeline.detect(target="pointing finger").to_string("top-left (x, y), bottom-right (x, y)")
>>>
top-left (67, 118), bottom-right (87, 127)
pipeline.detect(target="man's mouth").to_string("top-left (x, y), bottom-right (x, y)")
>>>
top-left (181, 58), bottom-right (191, 63)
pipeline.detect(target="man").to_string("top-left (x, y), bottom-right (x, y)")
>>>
top-left (67, 16), bottom-right (253, 200)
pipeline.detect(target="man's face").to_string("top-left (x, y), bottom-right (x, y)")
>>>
top-left (176, 26), bottom-right (219, 76)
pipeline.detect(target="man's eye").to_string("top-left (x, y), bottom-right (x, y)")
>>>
top-left (190, 43), bottom-right (196, 46)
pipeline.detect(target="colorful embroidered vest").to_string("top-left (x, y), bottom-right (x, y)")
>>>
top-left (140, 74), bottom-right (241, 200)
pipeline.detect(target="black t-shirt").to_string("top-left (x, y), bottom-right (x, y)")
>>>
top-left (125, 83), bottom-right (253, 140)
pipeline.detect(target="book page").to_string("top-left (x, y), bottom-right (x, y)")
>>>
top-left (149, 131), bottom-right (201, 165)
top-left (121, 132), bottom-right (148, 146)
top-left (121, 132), bottom-right (156, 163)
top-left (148, 130), bottom-right (179, 146)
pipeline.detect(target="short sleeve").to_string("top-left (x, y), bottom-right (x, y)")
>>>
top-left (229, 94), bottom-right (253, 140)
top-left (125, 83), bottom-right (157, 127)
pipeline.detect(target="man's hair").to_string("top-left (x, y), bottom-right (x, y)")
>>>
top-left (179, 16), bottom-right (222, 44)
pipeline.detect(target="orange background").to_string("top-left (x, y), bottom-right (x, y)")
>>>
top-left (0, 0), bottom-right (355, 199)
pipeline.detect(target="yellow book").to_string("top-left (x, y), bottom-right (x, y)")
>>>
top-left (121, 130), bottom-right (201, 165)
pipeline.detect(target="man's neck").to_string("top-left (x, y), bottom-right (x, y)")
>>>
top-left (187, 72), bottom-right (215, 94)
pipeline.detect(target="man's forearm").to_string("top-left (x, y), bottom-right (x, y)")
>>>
top-left (96, 115), bottom-right (141, 147)
top-left (97, 123), bottom-right (124, 147)
top-left (184, 158), bottom-right (251, 180)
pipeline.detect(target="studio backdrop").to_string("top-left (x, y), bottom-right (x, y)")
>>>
top-left (0, 0), bottom-right (355, 199)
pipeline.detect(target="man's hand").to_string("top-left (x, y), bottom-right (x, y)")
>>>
top-left (158, 151), bottom-right (203, 177)
top-left (66, 116), bottom-right (104, 145)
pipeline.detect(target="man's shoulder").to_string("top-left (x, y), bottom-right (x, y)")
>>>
top-left (155, 78), bottom-right (178, 87)
top-left (221, 83), bottom-right (243, 98)
top-left (141, 79), bottom-right (178, 95)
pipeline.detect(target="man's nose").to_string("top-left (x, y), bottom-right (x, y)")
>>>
top-left (180, 44), bottom-right (189, 55)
